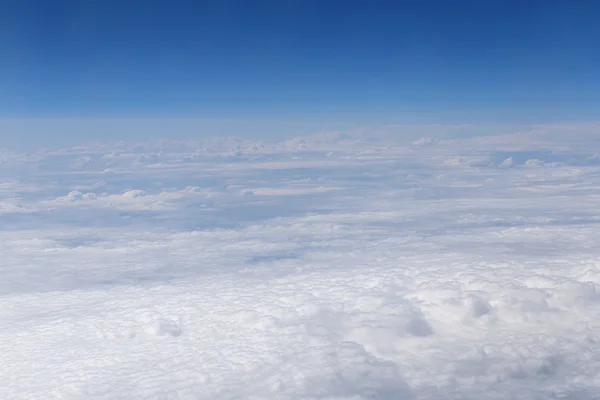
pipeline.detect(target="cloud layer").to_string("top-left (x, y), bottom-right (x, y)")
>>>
top-left (2, 124), bottom-right (600, 399)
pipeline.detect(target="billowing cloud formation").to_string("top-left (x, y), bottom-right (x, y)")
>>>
top-left (2, 124), bottom-right (600, 399)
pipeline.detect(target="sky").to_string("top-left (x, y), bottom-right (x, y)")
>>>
top-left (0, 0), bottom-right (598, 145)
top-left (4, 4), bottom-right (600, 398)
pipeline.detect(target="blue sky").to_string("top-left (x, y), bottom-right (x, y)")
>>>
top-left (0, 0), bottom-right (598, 144)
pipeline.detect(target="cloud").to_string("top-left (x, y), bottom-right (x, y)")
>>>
top-left (2, 123), bottom-right (600, 399)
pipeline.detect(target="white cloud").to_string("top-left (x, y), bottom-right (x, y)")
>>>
top-left (2, 123), bottom-right (600, 399)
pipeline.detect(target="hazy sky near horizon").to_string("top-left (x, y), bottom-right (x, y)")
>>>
top-left (0, 0), bottom-right (598, 145)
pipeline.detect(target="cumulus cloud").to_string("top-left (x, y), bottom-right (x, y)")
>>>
top-left (2, 124), bottom-right (600, 399)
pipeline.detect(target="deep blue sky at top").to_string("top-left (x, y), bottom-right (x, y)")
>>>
top-left (1, 0), bottom-right (598, 120)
